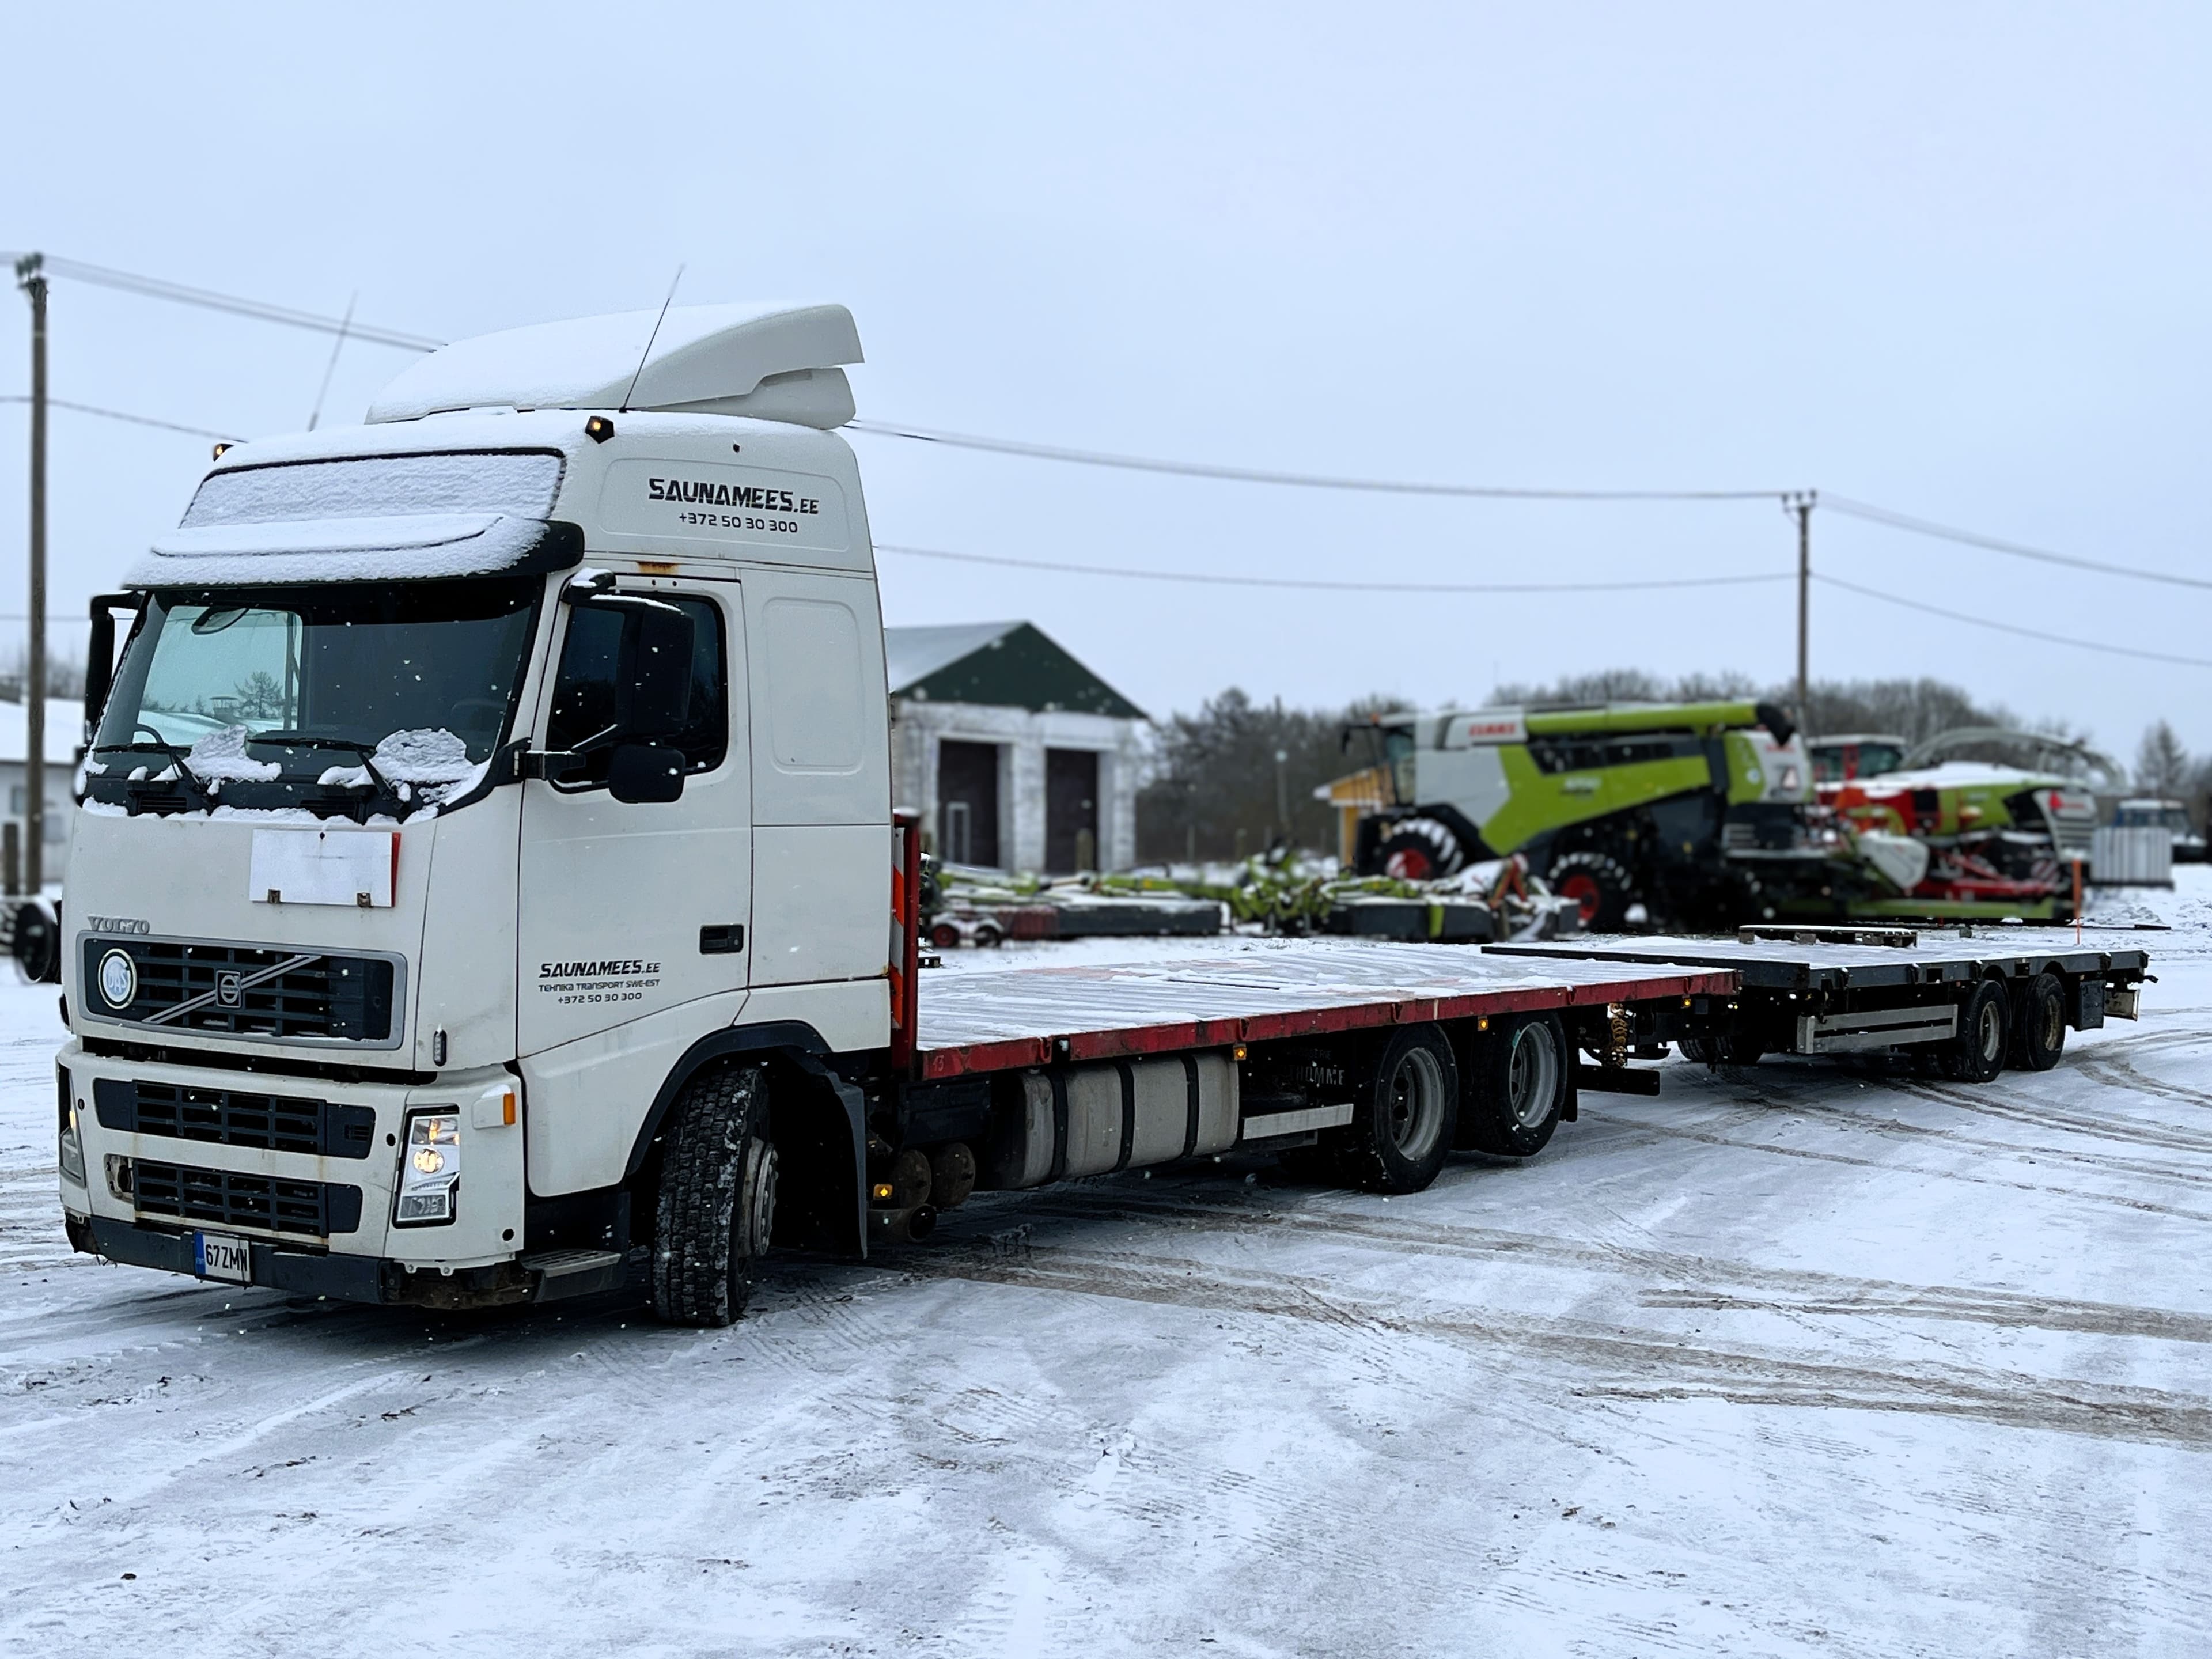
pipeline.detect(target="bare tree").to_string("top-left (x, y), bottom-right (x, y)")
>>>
top-left (0, 646), bottom-right (84, 704)
top-left (1136, 689), bottom-right (1410, 862)
top-left (2135, 720), bottom-right (2191, 797)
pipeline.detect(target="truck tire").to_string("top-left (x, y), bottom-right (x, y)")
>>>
top-left (1457, 1014), bottom-right (1567, 1157)
top-left (1680, 1034), bottom-right (1763, 1066)
top-left (1941, 981), bottom-right (2009, 1084)
top-left (1332, 1024), bottom-right (1459, 1193)
top-left (650, 1062), bottom-right (778, 1327)
top-left (1549, 851), bottom-right (1633, 931)
top-left (2009, 972), bottom-right (2066, 1072)
top-left (1376, 818), bottom-right (1465, 881)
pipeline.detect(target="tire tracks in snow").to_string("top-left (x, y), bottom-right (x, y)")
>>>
top-left (884, 1238), bottom-right (2212, 1449)
top-left (928, 1183), bottom-right (2212, 1349)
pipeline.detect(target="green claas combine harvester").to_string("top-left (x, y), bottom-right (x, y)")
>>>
top-left (1348, 700), bottom-right (2070, 931)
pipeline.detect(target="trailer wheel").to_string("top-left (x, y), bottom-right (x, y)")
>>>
top-left (1680, 1034), bottom-right (1762, 1067)
top-left (2009, 972), bottom-right (2066, 1072)
top-left (1549, 851), bottom-right (1633, 931)
top-left (1457, 1015), bottom-right (1567, 1157)
top-left (1334, 1025), bottom-right (1459, 1192)
top-left (1376, 818), bottom-right (1465, 881)
top-left (1941, 981), bottom-right (2010, 1084)
top-left (650, 1062), bottom-right (778, 1327)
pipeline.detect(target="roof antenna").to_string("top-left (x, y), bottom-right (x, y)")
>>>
top-left (306, 291), bottom-right (357, 431)
top-left (619, 264), bottom-right (685, 413)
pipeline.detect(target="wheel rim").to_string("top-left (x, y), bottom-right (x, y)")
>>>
top-left (1559, 874), bottom-right (1601, 923)
top-left (1385, 848), bottom-right (1433, 881)
top-left (1506, 1023), bottom-right (1561, 1128)
top-left (1978, 999), bottom-right (2003, 1061)
top-left (2038, 990), bottom-right (2063, 1051)
top-left (1383, 1046), bottom-right (1448, 1160)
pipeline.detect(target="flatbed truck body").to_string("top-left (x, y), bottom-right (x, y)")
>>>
top-left (50, 304), bottom-right (2152, 1324)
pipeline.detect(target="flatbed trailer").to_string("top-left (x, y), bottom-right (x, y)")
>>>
top-left (1486, 926), bottom-right (2148, 1074)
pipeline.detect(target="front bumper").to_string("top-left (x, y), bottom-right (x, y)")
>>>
top-left (69, 1214), bottom-right (629, 1309)
top-left (57, 1040), bottom-right (562, 1306)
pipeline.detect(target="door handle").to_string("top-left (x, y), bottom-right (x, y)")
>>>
top-left (699, 925), bottom-right (745, 955)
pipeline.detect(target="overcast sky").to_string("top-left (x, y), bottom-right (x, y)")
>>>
top-left (3, 4), bottom-right (2207, 759)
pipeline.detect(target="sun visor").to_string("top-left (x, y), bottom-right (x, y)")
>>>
top-left (126, 514), bottom-right (583, 587)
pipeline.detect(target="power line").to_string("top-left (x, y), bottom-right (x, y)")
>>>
top-left (0, 393), bottom-right (238, 444)
top-left (876, 541), bottom-right (1791, 595)
top-left (1814, 571), bottom-right (2212, 669)
top-left (1823, 493), bottom-right (2212, 593)
top-left (849, 419), bottom-right (1789, 502)
top-left (0, 253), bottom-right (441, 351)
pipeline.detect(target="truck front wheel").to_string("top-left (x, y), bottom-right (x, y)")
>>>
top-left (650, 1062), bottom-right (778, 1327)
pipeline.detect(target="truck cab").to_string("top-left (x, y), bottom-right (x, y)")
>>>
top-left (58, 304), bottom-right (892, 1316)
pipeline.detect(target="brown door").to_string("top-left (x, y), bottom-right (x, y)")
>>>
top-left (1046, 748), bottom-right (1099, 873)
top-left (937, 740), bottom-right (1001, 867)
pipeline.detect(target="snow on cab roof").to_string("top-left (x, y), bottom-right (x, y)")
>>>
top-left (365, 302), bottom-right (863, 429)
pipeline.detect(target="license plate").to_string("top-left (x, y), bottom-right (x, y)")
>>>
top-left (194, 1231), bottom-right (251, 1283)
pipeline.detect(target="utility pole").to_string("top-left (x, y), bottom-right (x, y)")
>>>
top-left (16, 254), bottom-right (46, 894)
top-left (1790, 491), bottom-right (1815, 726)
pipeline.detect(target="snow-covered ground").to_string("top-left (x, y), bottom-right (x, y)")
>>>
top-left (5, 883), bottom-right (2211, 1656)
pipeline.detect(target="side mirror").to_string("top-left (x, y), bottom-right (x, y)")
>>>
top-left (608, 741), bottom-right (684, 804)
top-left (84, 593), bottom-right (138, 745)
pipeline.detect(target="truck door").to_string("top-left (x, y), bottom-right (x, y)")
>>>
top-left (517, 579), bottom-right (750, 1054)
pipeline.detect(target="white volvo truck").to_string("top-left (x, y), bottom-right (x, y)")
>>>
top-left (52, 304), bottom-right (2150, 1325)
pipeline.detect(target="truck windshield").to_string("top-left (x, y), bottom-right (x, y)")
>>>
top-left (93, 577), bottom-right (540, 807)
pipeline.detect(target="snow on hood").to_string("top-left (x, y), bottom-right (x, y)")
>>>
top-left (185, 726), bottom-right (281, 784)
top-left (317, 728), bottom-right (489, 807)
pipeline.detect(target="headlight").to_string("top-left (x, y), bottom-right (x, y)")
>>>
top-left (395, 1109), bottom-right (461, 1225)
top-left (97, 949), bottom-right (137, 1009)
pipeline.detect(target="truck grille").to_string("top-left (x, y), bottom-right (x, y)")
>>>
top-left (81, 938), bottom-right (396, 1043)
top-left (91, 1077), bottom-right (376, 1160)
top-left (130, 1158), bottom-right (364, 1236)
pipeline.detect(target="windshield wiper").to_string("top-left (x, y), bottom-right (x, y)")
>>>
top-left (92, 726), bottom-right (210, 801)
top-left (250, 733), bottom-right (402, 796)
top-left (246, 733), bottom-right (414, 819)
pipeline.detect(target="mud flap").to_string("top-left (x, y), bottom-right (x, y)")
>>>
top-left (791, 1052), bottom-right (869, 1261)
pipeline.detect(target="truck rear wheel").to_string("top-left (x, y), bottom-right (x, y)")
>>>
top-left (1457, 1014), bottom-right (1567, 1157)
top-left (1332, 1025), bottom-right (1459, 1193)
top-left (1941, 981), bottom-right (2010, 1084)
top-left (2009, 972), bottom-right (2066, 1072)
top-left (650, 1062), bottom-right (778, 1327)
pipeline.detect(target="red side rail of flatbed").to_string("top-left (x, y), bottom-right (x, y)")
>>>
top-left (910, 946), bottom-right (1740, 1081)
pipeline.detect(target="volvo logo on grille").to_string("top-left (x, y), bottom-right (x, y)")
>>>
top-left (215, 971), bottom-right (243, 1007)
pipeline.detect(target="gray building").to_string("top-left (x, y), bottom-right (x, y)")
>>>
top-left (886, 622), bottom-right (1147, 874)
top-left (0, 699), bottom-right (81, 888)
